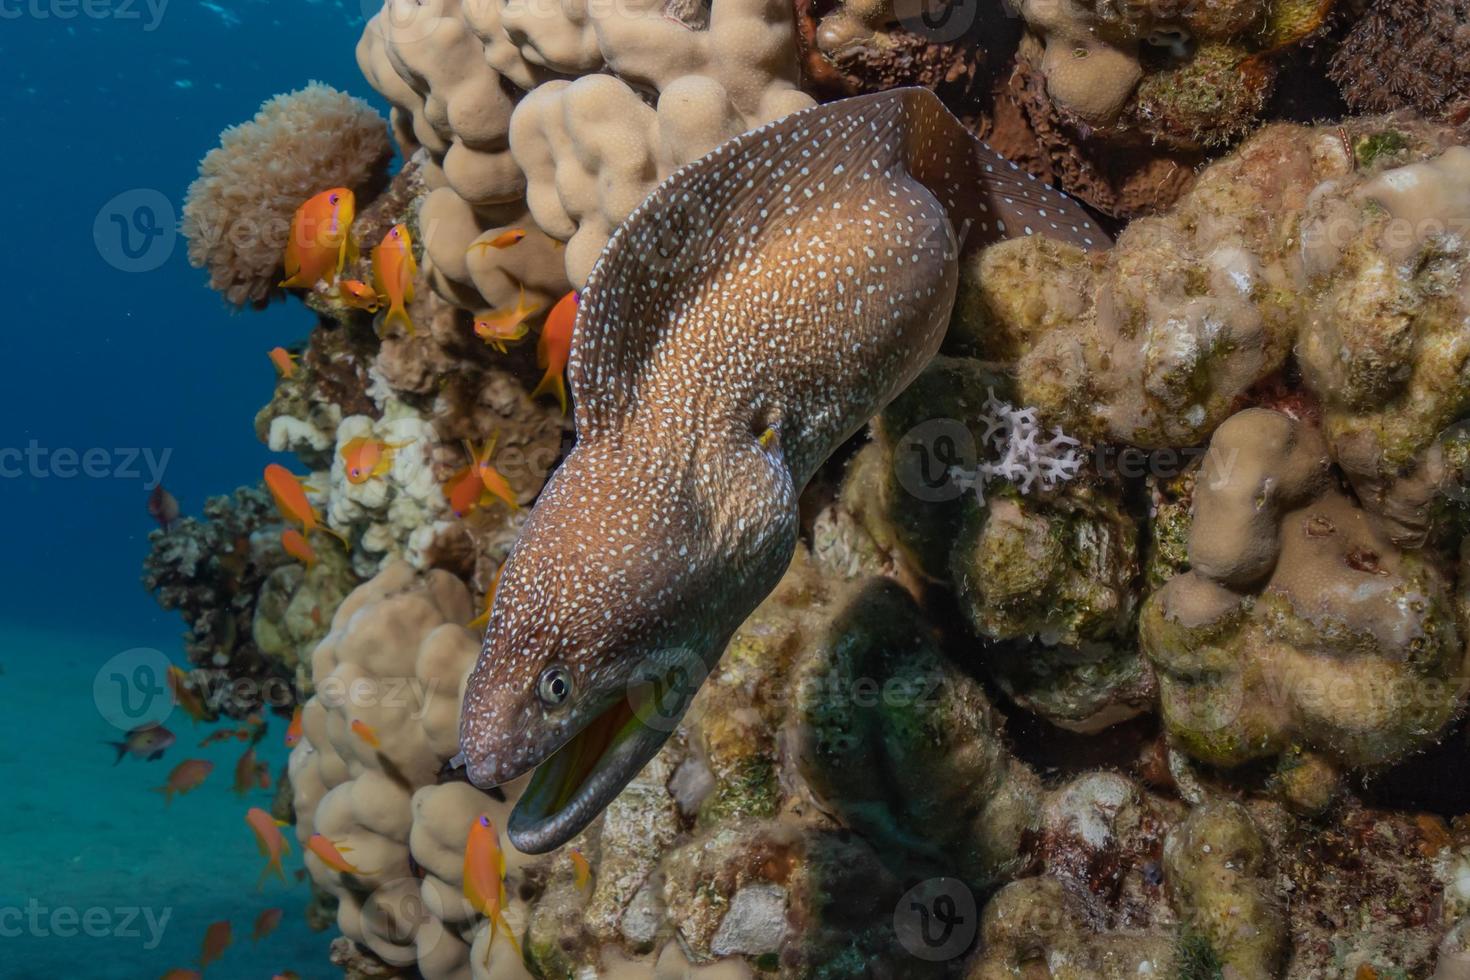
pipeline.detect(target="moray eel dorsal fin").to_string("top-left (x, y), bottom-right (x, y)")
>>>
top-left (571, 87), bottom-right (1106, 438)
top-left (462, 88), bottom-right (1108, 853)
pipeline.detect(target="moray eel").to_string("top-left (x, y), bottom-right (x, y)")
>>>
top-left (460, 87), bottom-right (1107, 853)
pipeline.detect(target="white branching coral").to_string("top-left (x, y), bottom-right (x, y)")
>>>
top-left (955, 390), bottom-right (1084, 501)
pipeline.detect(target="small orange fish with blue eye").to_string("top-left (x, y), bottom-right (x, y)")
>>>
top-left (533, 290), bottom-right (578, 415)
top-left (371, 224), bottom-right (417, 337)
top-left (470, 229), bottom-right (526, 252)
top-left (339, 436), bottom-right (409, 485)
top-left (338, 279), bottom-right (381, 313)
top-left (268, 347), bottom-right (297, 378)
top-left (473, 289), bottom-right (540, 352)
top-left (281, 188), bottom-right (356, 291)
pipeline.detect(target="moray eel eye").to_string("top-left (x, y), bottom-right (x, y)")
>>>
top-left (537, 666), bottom-right (573, 707)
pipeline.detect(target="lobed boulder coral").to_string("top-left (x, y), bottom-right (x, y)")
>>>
top-left (355, 0), bottom-right (812, 310)
top-left (182, 83), bottom-right (393, 308)
top-left (1141, 409), bottom-right (1470, 784)
top-left (290, 561), bottom-right (535, 980)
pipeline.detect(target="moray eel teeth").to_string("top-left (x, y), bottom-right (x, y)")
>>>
top-left (459, 87), bottom-right (1108, 854)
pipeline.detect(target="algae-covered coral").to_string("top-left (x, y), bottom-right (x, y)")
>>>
top-left (145, 1), bottom-right (1470, 976)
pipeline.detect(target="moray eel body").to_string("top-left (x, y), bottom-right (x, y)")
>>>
top-left (460, 87), bottom-right (1105, 853)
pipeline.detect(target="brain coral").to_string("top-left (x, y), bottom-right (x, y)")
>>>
top-left (355, 0), bottom-right (812, 308)
top-left (290, 561), bottom-right (535, 979)
top-left (182, 82), bottom-right (393, 308)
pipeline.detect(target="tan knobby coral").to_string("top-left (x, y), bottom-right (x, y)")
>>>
top-left (290, 561), bottom-right (534, 979)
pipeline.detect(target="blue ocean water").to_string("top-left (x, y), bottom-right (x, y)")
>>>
top-left (1, 1), bottom-right (387, 975)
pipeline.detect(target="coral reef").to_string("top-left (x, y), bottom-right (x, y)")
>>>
top-left (954, 115), bottom-right (1470, 465)
top-left (1142, 409), bottom-right (1469, 781)
top-left (355, 0), bottom-right (812, 310)
top-left (290, 562), bottom-right (534, 979)
top-left (142, 485), bottom-right (348, 716)
top-left (997, 0), bottom-right (1338, 217)
top-left (159, 5), bottom-right (1470, 975)
top-left (182, 83), bottom-right (393, 308)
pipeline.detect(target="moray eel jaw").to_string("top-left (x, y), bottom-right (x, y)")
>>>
top-left (460, 437), bottom-right (797, 854)
top-left (503, 668), bottom-right (690, 853)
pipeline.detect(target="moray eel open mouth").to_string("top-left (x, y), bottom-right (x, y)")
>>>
top-left (505, 684), bottom-right (679, 853)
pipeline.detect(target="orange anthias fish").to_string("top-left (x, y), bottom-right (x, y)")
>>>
top-left (199, 920), bottom-right (232, 970)
top-left (371, 224), bottom-right (417, 337)
top-left (340, 436), bottom-right (407, 485)
top-left (160, 970), bottom-right (201, 980)
top-left (472, 289), bottom-right (540, 353)
top-left (267, 347), bottom-right (297, 378)
top-left (464, 815), bottom-right (521, 954)
top-left (252, 907), bottom-right (283, 942)
top-left (245, 807), bottom-right (291, 887)
top-left (338, 279), bottom-right (380, 312)
top-left (306, 834), bottom-right (367, 875)
top-left (233, 746), bottom-right (259, 796)
top-left (350, 719), bottom-right (381, 749)
top-left (467, 436), bottom-right (517, 511)
top-left (167, 666), bottom-right (211, 725)
top-left (285, 705), bottom-right (303, 747)
top-left (263, 464), bottom-right (344, 543)
top-left (197, 727), bottom-right (237, 748)
top-left (569, 848), bottom-right (591, 891)
top-left (280, 528), bottom-right (317, 569)
top-left (470, 228), bottom-right (526, 252)
top-left (105, 723), bottom-right (175, 764)
top-left (532, 290), bottom-right (578, 414)
top-left (467, 568), bottom-right (503, 632)
top-left (280, 187), bottom-right (356, 291)
top-left (148, 485), bottom-right (180, 531)
top-left (153, 759), bottom-right (213, 804)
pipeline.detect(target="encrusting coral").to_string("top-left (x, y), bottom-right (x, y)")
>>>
top-left (954, 114), bottom-right (1470, 471)
top-left (1141, 409), bottom-right (1470, 781)
top-left (143, 486), bottom-right (350, 716)
top-left (182, 82), bottom-right (393, 308)
top-left (998, 0), bottom-right (1338, 217)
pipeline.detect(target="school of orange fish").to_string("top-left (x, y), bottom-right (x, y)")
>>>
top-left (141, 186), bottom-right (567, 977)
